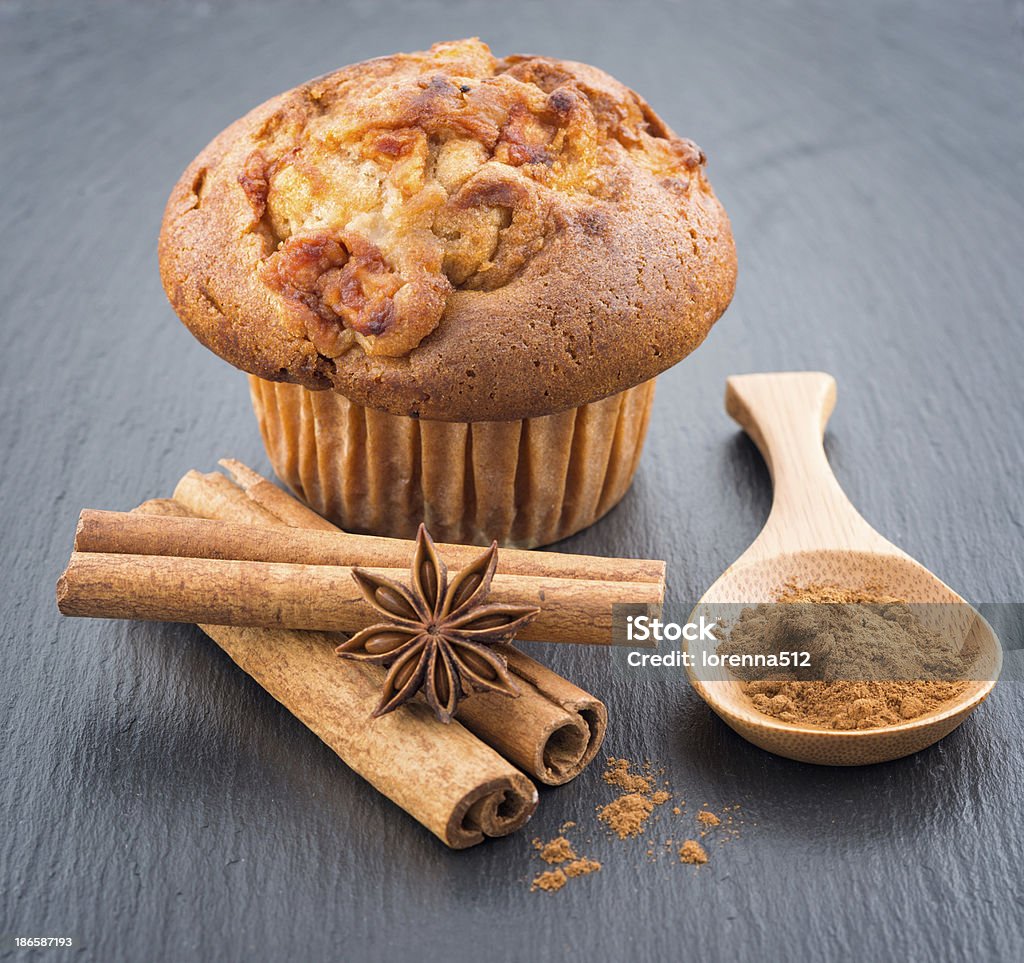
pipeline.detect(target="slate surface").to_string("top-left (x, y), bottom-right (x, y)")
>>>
top-left (2, 2), bottom-right (1022, 961)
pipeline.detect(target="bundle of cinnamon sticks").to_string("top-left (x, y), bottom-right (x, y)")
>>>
top-left (60, 510), bottom-right (663, 646)
top-left (56, 461), bottom-right (666, 848)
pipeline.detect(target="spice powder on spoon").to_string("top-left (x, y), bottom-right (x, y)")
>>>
top-left (715, 583), bottom-right (974, 730)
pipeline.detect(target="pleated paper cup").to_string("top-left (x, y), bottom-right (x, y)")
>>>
top-left (248, 375), bottom-right (655, 548)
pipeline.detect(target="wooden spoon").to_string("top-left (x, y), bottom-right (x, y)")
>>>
top-left (685, 372), bottom-right (1000, 765)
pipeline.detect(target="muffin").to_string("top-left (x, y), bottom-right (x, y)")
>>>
top-left (159, 38), bottom-right (736, 547)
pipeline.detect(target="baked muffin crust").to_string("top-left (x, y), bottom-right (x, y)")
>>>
top-left (159, 39), bottom-right (736, 421)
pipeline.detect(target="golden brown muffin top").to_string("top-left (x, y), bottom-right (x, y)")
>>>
top-left (160, 39), bottom-right (736, 421)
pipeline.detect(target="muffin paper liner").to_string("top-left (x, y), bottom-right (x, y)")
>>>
top-left (248, 376), bottom-right (655, 548)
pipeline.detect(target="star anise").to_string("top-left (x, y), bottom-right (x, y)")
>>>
top-left (336, 524), bottom-right (540, 723)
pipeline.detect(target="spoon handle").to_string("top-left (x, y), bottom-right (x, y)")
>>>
top-left (725, 372), bottom-right (895, 559)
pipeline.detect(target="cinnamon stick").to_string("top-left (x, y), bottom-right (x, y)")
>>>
top-left (75, 506), bottom-right (665, 583)
top-left (59, 549), bottom-right (656, 646)
top-left (173, 470), bottom-right (282, 528)
top-left (464, 644), bottom-right (605, 784)
top-left (174, 464), bottom-right (607, 784)
top-left (129, 498), bottom-right (537, 848)
top-left (219, 459), bottom-right (338, 531)
top-left (173, 469), bottom-right (666, 584)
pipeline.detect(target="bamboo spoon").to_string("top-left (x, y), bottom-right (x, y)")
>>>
top-left (685, 372), bottom-right (1000, 766)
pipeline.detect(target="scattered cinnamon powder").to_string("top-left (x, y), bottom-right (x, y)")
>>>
top-left (717, 583), bottom-right (973, 730)
top-left (598, 792), bottom-right (655, 838)
top-left (679, 840), bottom-right (708, 865)
top-left (602, 757), bottom-right (651, 793)
top-left (529, 757), bottom-right (748, 889)
top-left (534, 835), bottom-right (576, 863)
top-left (564, 857), bottom-right (601, 878)
top-left (531, 869), bottom-right (568, 892)
top-left (529, 829), bottom-right (601, 893)
top-left (597, 757), bottom-right (674, 839)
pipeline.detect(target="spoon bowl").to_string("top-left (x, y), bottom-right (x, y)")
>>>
top-left (686, 373), bottom-right (1000, 766)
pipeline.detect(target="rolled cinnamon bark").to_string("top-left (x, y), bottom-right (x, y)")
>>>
top-left (75, 508), bottom-right (665, 583)
top-left (164, 475), bottom-right (667, 584)
top-left (174, 464), bottom-right (607, 784)
top-left (58, 549), bottom-right (655, 646)
top-left (129, 497), bottom-right (536, 848)
top-left (173, 471), bottom-right (283, 527)
top-left (219, 459), bottom-right (338, 531)
top-left (458, 644), bottom-right (606, 784)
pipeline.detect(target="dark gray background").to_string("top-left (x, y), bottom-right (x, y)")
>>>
top-left (2, 1), bottom-right (1022, 961)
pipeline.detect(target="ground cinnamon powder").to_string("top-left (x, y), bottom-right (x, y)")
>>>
top-left (529, 759), bottom-right (750, 891)
top-left (598, 793), bottom-right (655, 838)
top-left (679, 840), bottom-right (708, 865)
top-left (602, 757), bottom-right (652, 793)
top-left (597, 758), bottom-right (673, 838)
top-left (717, 583), bottom-right (971, 730)
top-left (564, 857), bottom-right (602, 877)
top-left (530, 830), bottom-right (601, 892)
top-left (530, 869), bottom-right (568, 892)
top-left (536, 836), bottom-right (576, 864)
